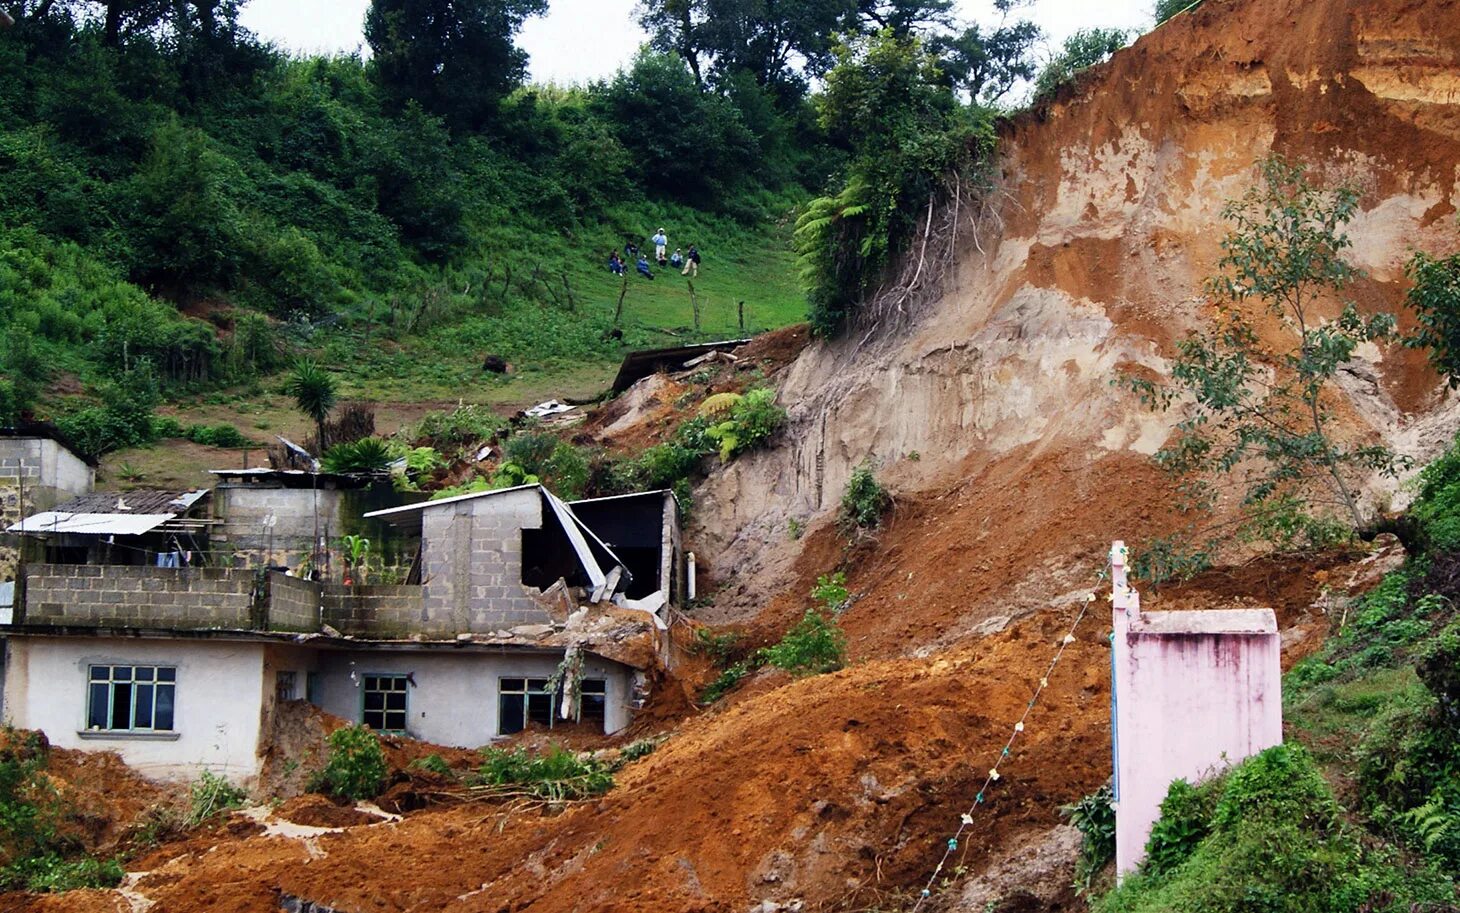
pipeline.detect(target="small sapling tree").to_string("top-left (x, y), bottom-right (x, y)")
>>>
top-left (1126, 156), bottom-right (1402, 546)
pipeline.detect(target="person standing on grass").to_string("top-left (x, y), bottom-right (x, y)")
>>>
top-left (652, 228), bottom-right (668, 265)
top-left (682, 244), bottom-right (701, 277)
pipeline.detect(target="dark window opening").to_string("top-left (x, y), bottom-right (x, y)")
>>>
top-left (362, 674), bottom-right (408, 732)
top-left (570, 497), bottom-right (668, 599)
top-left (497, 676), bottom-right (607, 735)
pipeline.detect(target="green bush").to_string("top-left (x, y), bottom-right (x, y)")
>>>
top-left (811, 572), bottom-right (849, 614)
top-left (321, 437), bottom-right (394, 474)
top-left (1143, 779), bottom-right (1217, 877)
top-left (473, 746), bottom-right (613, 802)
top-left (408, 754), bottom-right (453, 777)
top-left (1031, 29), bottom-right (1129, 104)
top-left (1061, 784), bottom-right (1115, 892)
top-left (1412, 433), bottom-right (1460, 551)
top-left (700, 660), bottom-right (757, 704)
top-left (185, 423), bottom-right (251, 448)
top-left (311, 725), bottom-right (387, 801)
top-left (185, 770), bottom-right (247, 827)
top-left (0, 728), bottom-right (124, 892)
top-left (839, 461), bottom-right (891, 532)
top-left (1155, 0), bottom-right (1203, 24)
top-left (53, 363), bottom-right (162, 458)
top-left (760, 608), bottom-right (846, 677)
top-left (1097, 744), bottom-right (1453, 913)
top-left (703, 388), bottom-right (786, 461)
top-left (8, 855), bottom-right (125, 893)
top-left (415, 404), bottom-right (506, 451)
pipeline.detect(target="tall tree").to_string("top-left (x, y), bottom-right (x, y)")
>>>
top-left (639, 0), bottom-right (859, 97)
top-left (365, 0), bottom-right (547, 130)
top-left (930, 0), bottom-right (1039, 105)
top-left (1125, 156), bottom-right (1402, 541)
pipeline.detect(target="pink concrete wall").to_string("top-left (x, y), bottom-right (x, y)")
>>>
top-left (1109, 542), bottom-right (1283, 876)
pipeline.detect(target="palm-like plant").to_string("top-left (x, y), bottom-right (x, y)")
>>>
top-left (284, 359), bottom-right (337, 454)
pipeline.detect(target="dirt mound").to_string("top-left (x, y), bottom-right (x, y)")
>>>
top-left (273, 795), bottom-right (382, 829)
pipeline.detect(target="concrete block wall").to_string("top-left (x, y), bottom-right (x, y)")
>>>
top-left (420, 488), bottom-right (554, 631)
top-left (268, 573), bottom-right (319, 631)
top-left (320, 584), bottom-right (427, 637)
top-left (1, 438), bottom-right (94, 579)
top-left (20, 565), bottom-right (257, 629)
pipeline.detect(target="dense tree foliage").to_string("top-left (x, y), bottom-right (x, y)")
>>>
top-left (365, 0), bottom-right (547, 130)
top-left (1030, 27), bottom-right (1128, 104)
top-left (0, 0), bottom-right (1051, 446)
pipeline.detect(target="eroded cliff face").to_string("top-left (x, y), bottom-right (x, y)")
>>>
top-left (693, 0), bottom-right (1460, 626)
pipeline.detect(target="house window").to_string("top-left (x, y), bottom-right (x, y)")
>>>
top-left (580, 679), bottom-right (607, 728)
top-left (276, 671), bottom-right (297, 702)
top-left (362, 674), bottom-right (408, 732)
top-left (497, 677), bottom-right (607, 735)
top-left (87, 665), bottom-right (176, 732)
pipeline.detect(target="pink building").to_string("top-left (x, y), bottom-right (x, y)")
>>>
top-left (1108, 541), bottom-right (1283, 876)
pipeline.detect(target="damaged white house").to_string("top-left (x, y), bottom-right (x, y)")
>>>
top-left (1, 483), bottom-right (683, 782)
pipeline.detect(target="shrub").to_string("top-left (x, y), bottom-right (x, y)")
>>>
top-left (0, 728), bottom-right (124, 892)
top-left (1155, 0), bottom-right (1202, 24)
top-left (9, 855), bottom-right (125, 893)
top-left (1097, 744), bottom-right (1453, 913)
top-left (311, 725), bottom-right (387, 801)
top-left (415, 404), bottom-right (506, 451)
top-left (185, 770), bottom-right (247, 827)
top-left (53, 363), bottom-right (162, 458)
top-left (839, 461), bottom-right (890, 532)
top-left (1143, 779), bottom-right (1217, 877)
top-left (811, 572), bottom-right (849, 614)
top-left (1061, 784), bottom-right (1115, 892)
top-left (408, 754), bottom-right (453, 777)
top-left (760, 608), bottom-right (846, 677)
top-left (1412, 433), bottom-right (1460, 551)
top-left (321, 437), bottom-right (394, 473)
top-left (1031, 29), bottom-right (1129, 104)
top-left (700, 660), bottom-right (757, 704)
top-left (473, 746), bottom-right (613, 802)
top-left (185, 423), bottom-right (251, 448)
top-left (617, 738), bottom-right (661, 765)
top-left (703, 388), bottom-right (785, 461)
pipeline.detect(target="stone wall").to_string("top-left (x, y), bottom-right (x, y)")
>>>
top-left (419, 488), bottom-right (553, 630)
top-left (19, 565), bottom-right (257, 629)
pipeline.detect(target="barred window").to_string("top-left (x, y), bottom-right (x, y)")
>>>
top-left (362, 674), bottom-right (408, 732)
top-left (276, 671), bottom-right (297, 702)
top-left (87, 665), bottom-right (176, 732)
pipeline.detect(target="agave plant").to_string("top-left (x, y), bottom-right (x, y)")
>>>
top-left (321, 437), bottom-right (393, 474)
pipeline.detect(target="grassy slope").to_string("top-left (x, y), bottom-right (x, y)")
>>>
top-left (99, 203), bottom-right (807, 489)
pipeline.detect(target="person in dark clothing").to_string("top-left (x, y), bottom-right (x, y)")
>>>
top-left (608, 251), bottom-right (625, 275)
top-left (624, 241), bottom-right (639, 261)
top-left (682, 244), bottom-right (701, 277)
top-left (636, 256), bottom-right (654, 279)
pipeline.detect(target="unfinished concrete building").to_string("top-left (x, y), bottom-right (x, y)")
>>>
top-left (1, 483), bottom-right (683, 781)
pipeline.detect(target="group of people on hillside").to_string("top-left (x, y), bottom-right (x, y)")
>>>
top-left (607, 228), bottom-right (700, 280)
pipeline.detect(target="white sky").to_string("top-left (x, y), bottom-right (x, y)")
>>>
top-left (238, 0), bottom-right (1157, 85)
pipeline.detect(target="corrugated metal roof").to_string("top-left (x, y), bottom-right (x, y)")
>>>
top-left (7, 512), bottom-right (176, 536)
top-left (47, 490), bottom-right (209, 515)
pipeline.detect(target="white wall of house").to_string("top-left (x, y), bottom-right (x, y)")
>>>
top-left (312, 650), bottom-right (634, 747)
top-left (2, 636), bottom-right (267, 782)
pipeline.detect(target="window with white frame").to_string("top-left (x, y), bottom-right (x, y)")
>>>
top-left (87, 665), bottom-right (176, 732)
top-left (362, 674), bottom-right (408, 732)
top-left (497, 677), bottom-right (606, 735)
